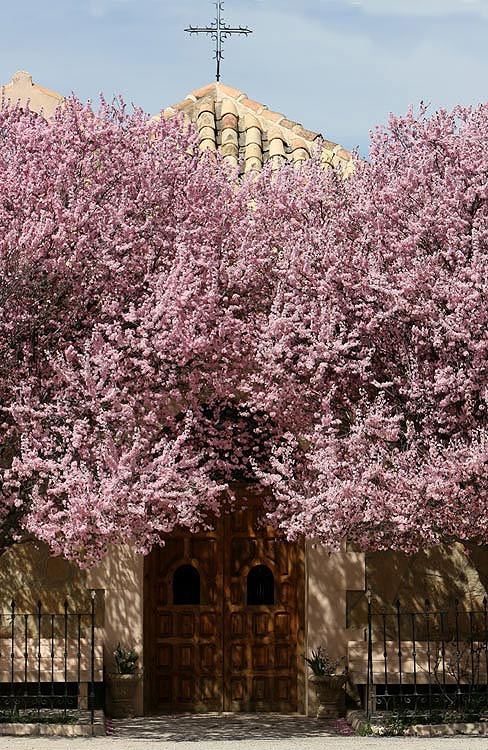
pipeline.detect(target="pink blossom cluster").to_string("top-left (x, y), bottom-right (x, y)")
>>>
top-left (1, 98), bottom-right (488, 564)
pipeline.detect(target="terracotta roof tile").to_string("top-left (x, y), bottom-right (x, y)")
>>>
top-left (214, 83), bottom-right (245, 99)
top-left (199, 138), bottom-right (217, 152)
top-left (222, 128), bottom-right (239, 146)
top-left (197, 98), bottom-right (215, 115)
top-left (221, 98), bottom-right (238, 117)
top-left (320, 137), bottom-right (340, 151)
top-left (243, 112), bottom-right (261, 130)
top-left (292, 125), bottom-right (321, 142)
top-left (245, 143), bottom-right (263, 161)
top-left (290, 138), bottom-right (310, 153)
top-left (245, 156), bottom-right (262, 173)
top-left (269, 139), bottom-right (286, 159)
top-left (198, 125), bottom-right (216, 141)
top-left (197, 111), bottom-right (216, 129)
top-left (336, 147), bottom-right (351, 161)
top-left (173, 99), bottom-right (194, 113)
top-left (189, 83), bottom-right (216, 99)
top-left (153, 81), bottom-right (353, 175)
top-left (267, 126), bottom-right (281, 139)
top-left (264, 110), bottom-right (285, 124)
top-left (222, 141), bottom-right (239, 158)
top-left (278, 118), bottom-right (299, 131)
top-left (240, 97), bottom-right (264, 114)
top-left (222, 112), bottom-right (238, 130)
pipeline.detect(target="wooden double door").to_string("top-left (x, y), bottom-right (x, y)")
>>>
top-left (143, 499), bottom-right (304, 713)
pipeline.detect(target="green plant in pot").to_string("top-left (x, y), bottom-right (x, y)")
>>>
top-left (106, 644), bottom-right (141, 719)
top-left (305, 646), bottom-right (346, 719)
top-left (114, 644), bottom-right (139, 675)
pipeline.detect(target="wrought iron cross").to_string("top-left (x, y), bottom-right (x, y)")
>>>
top-left (185, 2), bottom-right (253, 82)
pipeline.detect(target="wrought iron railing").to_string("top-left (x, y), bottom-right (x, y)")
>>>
top-left (0, 593), bottom-right (102, 726)
top-left (366, 595), bottom-right (488, 722)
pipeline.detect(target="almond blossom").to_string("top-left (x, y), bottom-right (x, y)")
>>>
top-left (2, 97), bottom-right (488, 563)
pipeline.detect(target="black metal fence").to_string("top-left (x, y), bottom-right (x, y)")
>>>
top-left (0, 593), bottom-right (100, 725)
top-left (366, 595), bottom-right (488, 722)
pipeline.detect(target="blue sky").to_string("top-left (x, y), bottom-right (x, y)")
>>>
top-left (2, 0), bottom-right (488, 155)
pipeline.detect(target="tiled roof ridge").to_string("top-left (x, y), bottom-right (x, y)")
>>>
top-left (160, 81), bottom-right (353, 175)
top-left (181, 82), bottom-right (324, 145)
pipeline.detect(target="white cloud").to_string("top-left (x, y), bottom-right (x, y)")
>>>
top-left (346, 0), bottom-right (488, 18)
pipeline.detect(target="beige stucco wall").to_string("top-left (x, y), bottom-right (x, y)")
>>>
top-left (5, 535), bottom-right (488, 717)
top-left (306, 542), bottom-right (488, 646)
top-left (86, 545), bottom-right (145, 715)
top-left (305, 542), bottom-right (365, 713)
top-left (1, 70), bottom-right (63, 117)
top-left (0, 541), bottom-right (144, 715)
top-left (305, 542), bottom-right (488, 714)
top-left (346, 544), bottom-right (488, 633)
top-left (306, 542), bottom-right (365, 658)
top-left (0, 540), bottom-right (88, 612)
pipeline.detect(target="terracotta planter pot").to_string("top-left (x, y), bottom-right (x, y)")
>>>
top-left (106, 672), bottom-right (141, 718)
top-left (309, 673), bottom-right (347, 719)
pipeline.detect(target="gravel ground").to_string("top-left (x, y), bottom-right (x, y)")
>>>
top-left (1, 737), bottom-right (488, 750)
top-left (0, 714), bottom-right (488, 750)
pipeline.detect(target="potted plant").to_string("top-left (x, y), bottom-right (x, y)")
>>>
top-left (305, 646), bottom-right (346, 719)
top-left (105, 644), bottom-right (141, 718)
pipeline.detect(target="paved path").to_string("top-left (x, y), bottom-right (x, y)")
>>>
top-left (1, 713), bottom-right (488, 749)
top-left (107, 714), bottom-right (353, 740)
top-left (1, 735), bottom-right (488, 749)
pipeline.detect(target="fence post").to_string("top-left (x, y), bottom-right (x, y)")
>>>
top-left (454, 598), bottom-right (461, 712)
top-left (23, 613), bottom-right (28, 709)
top-left (10, 600), bottom-right (15, 718)
top-left (484, 597), bottom-right (488, 701)
top-left (37, 600), bottom-right (42, 719)
top-left (63, 600), bottom-right (68, 720)
top-left (440, 609), bottom-right (446, 688)
top-left (469, 609), bottom-right (475, 701)
top-left (411, 611), bottom-right (418, 713)
top-left (396, 599), bottom-right (403, 703)
top-left (425, 599), bottom-right (432, 717)
top-left (382, 613), bottom-right (389, 712)
top-left (366, 588), bottom-right (373, 719)
top-left (50, 614), bottom-right (55, 710)
top-left (90, 590), bottom-right (96, 731)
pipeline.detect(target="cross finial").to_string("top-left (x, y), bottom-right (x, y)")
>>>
top-left (185, 2), bottom-right (253, 82)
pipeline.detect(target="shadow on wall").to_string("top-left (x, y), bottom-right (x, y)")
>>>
top-left (348, 543), bottom-right (488, 634)
top-left (306, 542), bottom-right (366, 694)
top-left (0, 541), bottom-right (92, 614)
top-left (87, 545), bottom-right (144, 715)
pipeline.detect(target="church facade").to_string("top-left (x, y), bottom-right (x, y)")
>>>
top-left (1, 71), bottom-right (488, 717)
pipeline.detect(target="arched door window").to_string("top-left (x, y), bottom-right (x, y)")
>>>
top-left (173, 564), bottom-right (200, 605)
top-left (247, 565), bottom-right (274, 605)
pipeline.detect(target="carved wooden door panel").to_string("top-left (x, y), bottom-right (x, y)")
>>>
top-left (144, 496), bottom-right (304, 713)
top-left (144, 528), bottom-right (224, 713)
top-left (223, 503), bottom-right (302, 712)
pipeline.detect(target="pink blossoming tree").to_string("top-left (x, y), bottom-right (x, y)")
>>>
top-left (1, 97), bottom-right (488, 564)
top-left (254, 104), bottom-right (488, 554)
